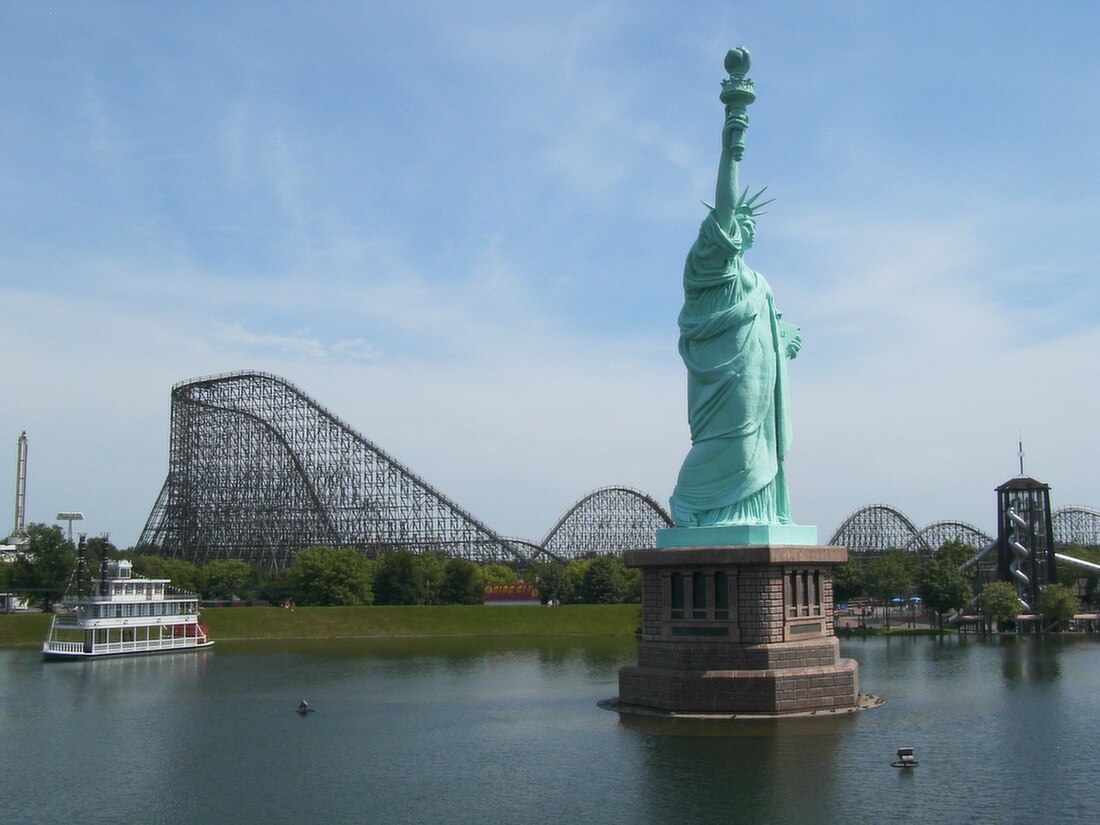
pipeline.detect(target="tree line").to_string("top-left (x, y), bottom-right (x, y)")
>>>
top-left (2, 524), bottom-right (641, 608)
top-left (8, 523), bottom-right (1092, 624)
top-left (835, 539), bottom-right (1094, 630)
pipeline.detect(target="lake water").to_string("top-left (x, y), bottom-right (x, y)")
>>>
top-left (1, 634), bottom-right (1097, 824)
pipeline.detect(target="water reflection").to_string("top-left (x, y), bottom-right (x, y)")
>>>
top-left (998, 636), bottom-right (1062, 685)
top-left (627, 719), bottom-right (846, 824)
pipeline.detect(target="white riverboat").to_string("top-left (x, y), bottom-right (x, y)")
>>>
top-left (43, 558), bottom-right (212, 659)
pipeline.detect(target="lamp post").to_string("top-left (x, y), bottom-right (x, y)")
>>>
top-left (56, 512), bottom-right (84, 545)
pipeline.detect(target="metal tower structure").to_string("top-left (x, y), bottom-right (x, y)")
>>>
top-left (5, 431), bottom-right (29, 547)
top-left (139, 371), bottom-right (525, 569)
top-left (996, 476), bottom-right (1056, 610)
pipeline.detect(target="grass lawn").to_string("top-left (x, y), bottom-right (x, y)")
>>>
top-left (1, 604), bottom-right (641, 647)
top-left (0, 613), bottom-right (51, 647)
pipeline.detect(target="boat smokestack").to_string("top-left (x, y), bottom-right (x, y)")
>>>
top-left (76, 534), bottom-right (87, 597)
top-left (98, 547), bottom-right (110, 598)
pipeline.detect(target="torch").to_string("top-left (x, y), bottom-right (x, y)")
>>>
top-left (720, 47), bottom-right (756, 161)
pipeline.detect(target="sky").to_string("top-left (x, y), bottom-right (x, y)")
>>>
top-left (2, 1), bottom-right (1099, 549)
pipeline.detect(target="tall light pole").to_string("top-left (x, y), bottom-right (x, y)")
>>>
top-left (8, 432), bottom-right (29, 546)
top-left (56, 512), bottom-right (84, 545)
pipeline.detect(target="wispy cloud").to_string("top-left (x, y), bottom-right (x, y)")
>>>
top-left (331, 338), bottom-right (382, 360)
top-left (215, 324), bottom-right (327, 359)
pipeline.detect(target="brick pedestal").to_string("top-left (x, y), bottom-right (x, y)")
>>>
top-left (614, 544), bottom-right (861, 716)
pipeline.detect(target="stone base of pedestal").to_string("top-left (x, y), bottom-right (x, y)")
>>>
top-left (612, 542), bottom-right (867, 717)
top-left (599, 690), bottom-right (882, 721)
top-left (617, 649), bottom-right (858, 715)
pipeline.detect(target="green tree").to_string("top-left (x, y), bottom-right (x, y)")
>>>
top-left (259, 567), bottom-right (294, 604)
top-left (1036, 583), bottom-right (1079, 629)
top-left (528, 562), bottom-right (574, 604)
top-left (568, 558), bottom-right (593, 601)
top-left (437, 558), bottom-right (484, 605)
top-left (82, 536), bottom-right (118, 567)
top-left (980, 581), bottom-right (1023, 631)
top-left (285, 546), bottom-right (373, 606)
top-left (372, 551), bottom-right (426, 605)
top-left (621, 558), bottom-right (642, 603)
top-left (936, 539), bottom-right (977, 570)
top-left (582, 556), bottom-right (627, 604)
top-left (918, 554), bottom-right (973, 630)
top-left (203, 559), bottom-right (254, 600)
top-left (832, 561), bottom-right (865, 604)
top-left (10, 524), bottom-right (76, 607)
top-left (131, 555), bottom-right (207, 595)
top-left (479, 564), bottom-right (517, 585)
top-left (417, 553), bottom-right (446, 605)
top-left (864, 549), bottom-right (913, 629)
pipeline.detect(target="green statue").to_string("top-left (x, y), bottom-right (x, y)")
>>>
top-left (669, 48), bottom-right (802, 528)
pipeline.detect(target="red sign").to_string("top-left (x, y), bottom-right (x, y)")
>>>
top-left (483, 582), bottom-right (541, 605)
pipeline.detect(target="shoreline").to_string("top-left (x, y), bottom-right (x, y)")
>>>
top-left (0, 603), bottom-right (642, 648)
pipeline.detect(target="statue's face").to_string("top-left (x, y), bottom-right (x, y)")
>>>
top-left (740, 216), bottom-right (756, 250)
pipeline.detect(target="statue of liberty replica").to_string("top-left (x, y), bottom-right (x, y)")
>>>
top-left (607, 49), bottom-right (870, 719)
top-left (669, 46), bottom-right (800, 530)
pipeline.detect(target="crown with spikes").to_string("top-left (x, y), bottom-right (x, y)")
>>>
top-left (699, 186), bottom-right (774, 217)
top-left (736, 186), bottom-right (774, 218)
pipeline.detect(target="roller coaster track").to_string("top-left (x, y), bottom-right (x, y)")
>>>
top-left (139, 371), bottom-right (526, 569)
top-left (828, 505), bottom-right (927, 554)
top-left (1051, 506), bottom-right (1100, 548)
top-left (138, 372), bottom-right (674, 569)
top-left (138, 373), bottom-right (1099, 571)
top-left (540, 486), bottom-right (673, 560)
top-left (832, 503), bottom-right (1100, 558)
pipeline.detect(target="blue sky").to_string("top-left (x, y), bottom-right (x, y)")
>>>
top-left (3, 1), bottom-right (1099, 547)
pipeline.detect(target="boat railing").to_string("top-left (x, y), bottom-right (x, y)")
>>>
top-left (65, 594), bottom-right (196, 605)
top-left (43, 635), bottom-right (209, 655)
top-left (42, 641), bottom-right (84, 654)
top-left (50, 614), bottom-right (199, 628)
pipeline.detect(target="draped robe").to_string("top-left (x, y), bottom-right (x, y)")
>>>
top-left (669, 211), bottom-right (793, 527)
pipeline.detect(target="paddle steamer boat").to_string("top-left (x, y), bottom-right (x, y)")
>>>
top-left (43, 555), bottom-right (212, 659)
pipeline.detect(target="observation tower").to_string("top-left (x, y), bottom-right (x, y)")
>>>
top-left (3, 432), bottom-right (29, 550)
top-left (995, 476), bottom-right (1057, 610)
